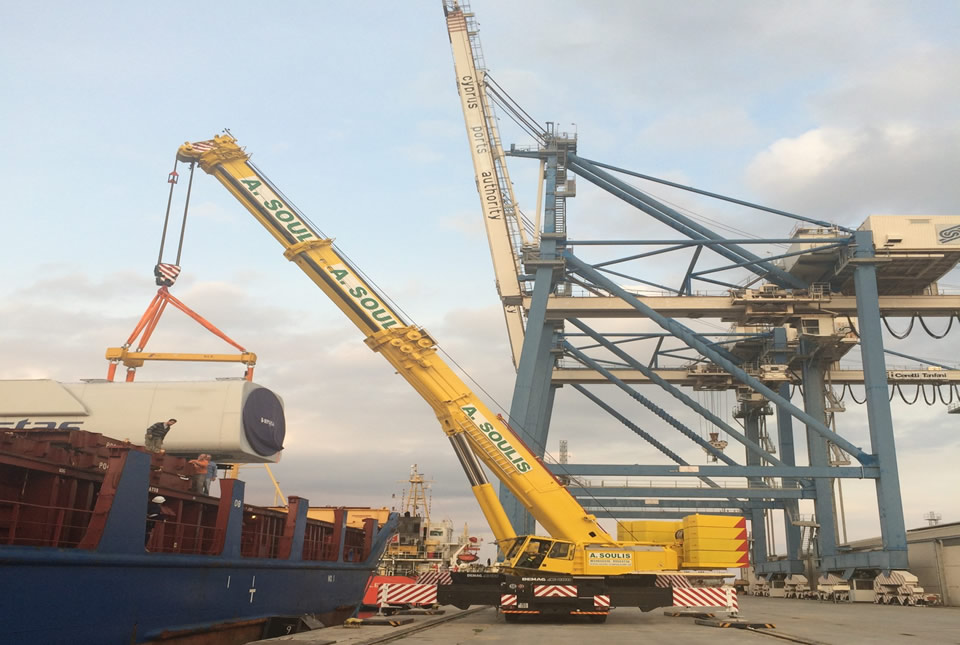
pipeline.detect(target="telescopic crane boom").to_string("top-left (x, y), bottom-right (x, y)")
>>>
top-left (175, 135), bottom-right (615, 551)
top-left (173, 134), bottom-right (744, 618)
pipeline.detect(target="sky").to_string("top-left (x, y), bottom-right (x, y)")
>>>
top-left (2, 1), bottom-right (959, 563)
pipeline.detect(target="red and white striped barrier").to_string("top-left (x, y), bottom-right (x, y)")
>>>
top-left (673, 586), bottom-right (738, 614)
top-left (416, 571), bottom-right (453, 585)
top-left (377, 583), bottom-right (438, 606)
top-left (656, 574), bottom-right (693, 588)
top-left (534, 584), bottom-right (578, 598)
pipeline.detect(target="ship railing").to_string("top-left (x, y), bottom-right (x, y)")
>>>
top-left (342, 527), bottom-right (366, 562)
top-left (302, 521), bottom-right (339, 561)
top-left (148, 518), bottom-right (223, 555)
top-left (0, 499), bottom-right (94, 548)
top-left (301, 521), bottom-right (370, 562)
top-left (240, 510), bottom-right (285, 559)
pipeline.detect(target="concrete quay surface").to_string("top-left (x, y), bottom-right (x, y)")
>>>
top-left (254, 597), bottom-right (960, 645)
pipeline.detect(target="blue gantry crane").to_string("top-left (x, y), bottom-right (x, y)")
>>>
top-left (443, 0), bottom-right (960, 589)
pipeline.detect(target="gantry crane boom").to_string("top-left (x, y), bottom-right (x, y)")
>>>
top-left (176, 134), bottom-right (615, 548)
top-left (443, 0), bottom-right (529, 367)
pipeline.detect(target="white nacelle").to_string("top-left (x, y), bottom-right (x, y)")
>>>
top-left (0, 379), bottom-right (285, 463)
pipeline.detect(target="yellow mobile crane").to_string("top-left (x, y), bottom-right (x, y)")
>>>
top-left (175, 134), bottom-right (743, 619)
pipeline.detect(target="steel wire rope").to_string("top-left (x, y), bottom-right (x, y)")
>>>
top-left (882, 315), bottom-right (915, 339)
top-left (156, 157), bottom-right (180, 265)
top-left (582, 154), bottom-right (853, 235)
top-left (477, 78), bottom-right (542, 243)
top-left (484, 85), bottom-right (545, 144)
top-left (918, 314), bottom-right (956, 339)
top-left (725, 390), bottom-right (731, 442)
top-left (485, 91), bottom-right (545, 146)
top-left (611, 178), bottom-right (800, 292)
top-left (696, 390), bottom-right (705, 439)
top-left (155, 159), bottom-right (197, 269)
top-left (484, 74), bottom-right (547, 141)
top-left (516, 208), bottom-right (538, 234)
top-left (616, 174), bottom-right (794, 252)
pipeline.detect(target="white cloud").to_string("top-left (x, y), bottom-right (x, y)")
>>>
top-left (746, 124), bottom-right (960, 223)
top-left (747, 127), bottom-right (867, 190)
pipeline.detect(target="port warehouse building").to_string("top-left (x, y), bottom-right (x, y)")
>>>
top-left (843, 522), bottom-right (960, 606)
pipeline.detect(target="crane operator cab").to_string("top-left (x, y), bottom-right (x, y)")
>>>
top-left (504, 536), bottom-right (575, 573)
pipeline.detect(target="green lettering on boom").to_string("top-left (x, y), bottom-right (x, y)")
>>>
top-left (460, 405), bottom-right (532, 473)
top-left (326, 264), bottom-right (399, 330)
top-left (237, 175), bottom-right (315, 243)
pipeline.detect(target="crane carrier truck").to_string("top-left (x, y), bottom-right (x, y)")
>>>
top-left (173, 134), bottom-right (745, 621)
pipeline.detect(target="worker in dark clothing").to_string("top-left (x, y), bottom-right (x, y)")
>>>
top-left (146, 495), bottom-right (166, 547)
top-left (144, 418), bottom-right (177, 453)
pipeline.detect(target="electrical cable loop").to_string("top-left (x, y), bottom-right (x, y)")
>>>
top-left (895, 384), bottom-right (920, 405)
top-left (846, 384), bottom-right (866, 405)
top-left (882, 315), bottom-right (915, 339)
top-left (918, 315), bottom-right (955, 339)
top-left (939, 384), bottom-right (956, 405)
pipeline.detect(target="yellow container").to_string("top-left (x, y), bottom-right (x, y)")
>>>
top-left (616, 520), bottom-right (681, 543)
top-left (682, 514), bottom-right (747, 529)
top-left (682, 549), bottom-right (750, 567)
top-left (683, 526), bottom-right (748, 541)
top-left (683, 538), bottom-right (748, 553)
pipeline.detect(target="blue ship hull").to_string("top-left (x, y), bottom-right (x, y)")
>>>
top-left (2, 549), bottom-right (380, 643)
top-left (0, 434), bottom-right (398, 644)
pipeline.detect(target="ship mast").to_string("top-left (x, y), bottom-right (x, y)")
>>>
top-left (400, 464), bottom-right (432, 525)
